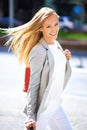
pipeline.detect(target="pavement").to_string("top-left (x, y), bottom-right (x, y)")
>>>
top-left (0, 48), bottom-right (87, 130)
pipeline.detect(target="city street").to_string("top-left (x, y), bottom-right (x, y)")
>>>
top-left (0, 48), bottom-right (87, 130)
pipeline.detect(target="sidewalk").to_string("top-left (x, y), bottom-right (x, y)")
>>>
top-left (0, 52), bottom-right (87, 130)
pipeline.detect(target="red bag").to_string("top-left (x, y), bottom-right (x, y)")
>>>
top-left (23, 67), bottom-right (30, 92)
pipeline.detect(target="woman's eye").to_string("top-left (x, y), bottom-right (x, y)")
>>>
top-left (46, 23), bottom-right (58, 28)
top-left (47, 25), bottom-right (51, 28)
top-left (55, 23), bottom-right (58, 26)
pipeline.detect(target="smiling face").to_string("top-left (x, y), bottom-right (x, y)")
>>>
top-left (40, 14), bottom-right (59, 45)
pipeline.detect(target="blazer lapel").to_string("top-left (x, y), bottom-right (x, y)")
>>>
top-left (40, 38), bottom-right (54, 78)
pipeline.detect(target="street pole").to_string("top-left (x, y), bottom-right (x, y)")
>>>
top-left (9, 0), bottom-right (14, 27)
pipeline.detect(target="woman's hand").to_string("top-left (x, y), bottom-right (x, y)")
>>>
top-left (64, 49), bottom-right (71, 60)
top-left (24, 121), bottom-right (36, 130)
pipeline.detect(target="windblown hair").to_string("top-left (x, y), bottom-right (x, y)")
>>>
top-left (5, 7), bottom-right (59, 65)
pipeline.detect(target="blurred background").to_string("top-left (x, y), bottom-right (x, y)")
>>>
top-left (0, 0), bottom-right (87, 130)
top-left (0, 0), bottom-right (87, 30)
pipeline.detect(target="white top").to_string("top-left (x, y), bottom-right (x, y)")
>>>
top-left (37, 42), bottom-right (66, 118)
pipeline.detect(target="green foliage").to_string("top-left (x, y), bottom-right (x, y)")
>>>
top-left (0, 28), bottom-right (8, 36)
top-left (58, 30), bottom-right (87, 40)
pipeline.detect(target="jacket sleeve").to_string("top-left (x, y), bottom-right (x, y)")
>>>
top-left (25, 45), bottom-right (46, 123)
top-left (63, 60), bottom-right (72, 89)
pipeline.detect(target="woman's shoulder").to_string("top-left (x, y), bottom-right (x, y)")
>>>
top-left (30, 42), bottom-right (47, 59)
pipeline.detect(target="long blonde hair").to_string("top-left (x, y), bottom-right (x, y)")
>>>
top-left (5, 7), bottom-right (59, 65)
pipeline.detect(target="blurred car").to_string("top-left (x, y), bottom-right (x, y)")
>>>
top-left (59, 16), bottom-right (75, 32)
top-left (0, 16), bottom-right (23, 28)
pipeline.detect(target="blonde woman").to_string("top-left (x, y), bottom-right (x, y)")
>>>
top-left (5, 7), bottom-right (72, 130)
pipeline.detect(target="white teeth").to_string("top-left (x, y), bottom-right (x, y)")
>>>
top-left (50, 33), bottom-right (56, 36)
top-left (51, 32), bottom-right (56, 34)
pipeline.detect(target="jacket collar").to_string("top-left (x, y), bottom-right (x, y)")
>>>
top-left (39, 38), bottom-right (63, 52)
top-left (39, 38), bottom-right (48, 50)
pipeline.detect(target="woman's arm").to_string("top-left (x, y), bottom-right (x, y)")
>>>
top-left (25, 45), bottom-right (46, 123)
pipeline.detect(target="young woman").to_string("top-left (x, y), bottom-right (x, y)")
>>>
top-left (5, 7), bottom-right (72, 130)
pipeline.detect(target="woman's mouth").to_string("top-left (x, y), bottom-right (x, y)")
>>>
top-left (50, 33), bottom-right (57, 36)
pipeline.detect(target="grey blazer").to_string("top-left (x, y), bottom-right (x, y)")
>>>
top-left (24, 38), bottom-right (72, 123)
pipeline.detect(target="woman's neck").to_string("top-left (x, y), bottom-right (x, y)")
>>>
top-left (43, 37), bottom-right (55, 45)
